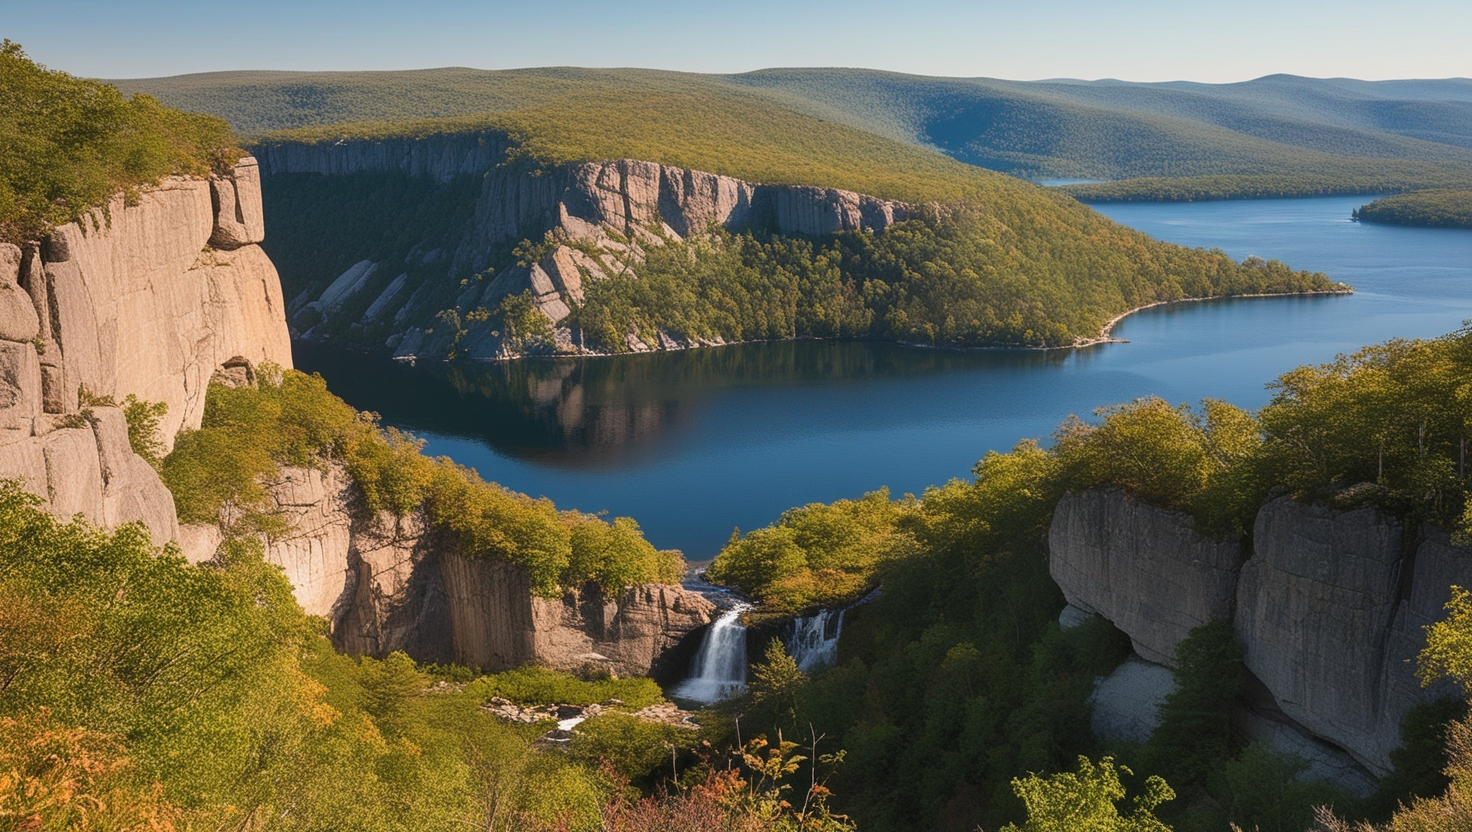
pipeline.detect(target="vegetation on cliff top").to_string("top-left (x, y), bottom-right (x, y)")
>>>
top-left (119, 67), bottom-right (1472, 200)
top-left (563, 213), bottom-right (1339, 353)
top-left (1066, 171), bottom-right (1472, 203)
top-left (0, 483), bottom-right (864, 831)
top-left (162, 366), bottom-right (681, 594)
top-left (713, 326), bottom-right (1472, 616)
top-left (1353, 189), bottom-right (1472, 229)
top-left (0, 42), bottom-right (239, 245)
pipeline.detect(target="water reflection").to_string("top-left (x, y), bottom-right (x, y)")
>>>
top-left (296, 340), bottom-right (1073, 469)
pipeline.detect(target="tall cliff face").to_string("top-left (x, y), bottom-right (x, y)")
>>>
top-left (180, 461), bottom-right (715, 677)
top-left (0, 158), bottom-right (292, 545)
top-left (1050, 489), bottom-right (1472, 782)
top-left (1049, 489), bottom-right (1242, 665)
top-left (254, 135), bottom-right (911, 359)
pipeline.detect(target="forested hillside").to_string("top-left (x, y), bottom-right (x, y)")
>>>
top-left (116, 66), bottom-right (1472, 199)
top-left (1354, 188), bottom-right (1472, 228)
top-left (708, 326), bottom-right (1472, 832)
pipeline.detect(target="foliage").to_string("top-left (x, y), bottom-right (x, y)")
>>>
top-left (0, 709), bottom-right (188, 831)
top-left (0, 41), bottom-right (239, 244)
top-left (468, 665), bottom-right (665, 710)
top-left (1145, 622), bottom-right (1245, 791)
top-left (1001, 755), bottom-right (1174, 832)
top-left (1206, 743), bottom-right (1345, 832)
top-left (495, 289), bottom-right (557, 354)
top-left (1354, 190), bottom-right (1472, 229)
top-left (570, 712), bottom-right (695, 783)
top-left (121, 395), bottom-right (169, 469)
top-left (747, 640), bottom-right (809, 725)
top-left (708, 489), bottom-right (917, 611)
top-left (561, 216), bottom-right (1337, 356)
top-left (162, 366), bottom-right (679, 594)
top-left (0, 485), bottom-right (814, 831)
top-left (1066, 172), bottom-right (1472, 203)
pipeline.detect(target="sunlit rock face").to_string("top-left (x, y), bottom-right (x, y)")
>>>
top-left (255, 136), bottom-right (912, 359)
top-left (0, 157), bottom-right (291, 546)
top-left (179, 458), bottom-right (715, 677)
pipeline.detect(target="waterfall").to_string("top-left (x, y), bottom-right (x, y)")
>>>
top-left (787, 607), bottom-right (846, 672)
top-left (671, 603), bottom-right (752, 703)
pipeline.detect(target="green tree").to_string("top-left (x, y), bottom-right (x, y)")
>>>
top-left (1002, 756), bottom-right (1175, 832)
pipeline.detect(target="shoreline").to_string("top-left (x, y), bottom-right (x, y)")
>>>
top-left (1086, 285), bottom-right (1355, 347)
top-left (363, 286), bottom-right (1353, 364)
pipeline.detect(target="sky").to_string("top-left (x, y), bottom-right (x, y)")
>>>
top-left (7, 0), bottom-right (1471, 82)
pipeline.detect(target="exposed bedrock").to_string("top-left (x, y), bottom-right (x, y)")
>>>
top-left (0, 157), bottom-right (290, 545)
top-left (1048, 489), bottom-right (1242, 666)
top-left (1049, 488), bottom-right (1472, 782)
top-left (258, 138), bottom-right (912, 357)
top-left (182, 461), bottom-right (716, 677)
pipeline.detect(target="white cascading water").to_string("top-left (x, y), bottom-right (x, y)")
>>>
top-left (787, 607), bottom-right (846, 672)
top-left (671, 603), bottom-right (752, 703)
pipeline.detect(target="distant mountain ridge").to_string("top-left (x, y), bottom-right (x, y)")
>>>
top-left (114, 67), bottom-right (1472, 192)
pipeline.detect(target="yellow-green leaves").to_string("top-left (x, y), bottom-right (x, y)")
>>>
top-left (1004, 756), bottom-right (1175, 832)
top-left (1420, 585), bottom-right (1472, 692)
top-left (0, 41), bottom-right (239, 244)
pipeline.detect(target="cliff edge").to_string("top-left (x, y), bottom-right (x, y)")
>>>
top-left (1050, 489), bottom-right (1471, 789)
top-left (0, 157), bottom-right (292, 545)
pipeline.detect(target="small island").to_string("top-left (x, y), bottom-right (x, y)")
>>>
top-left (1353, 189), bottom-right (1472, 229)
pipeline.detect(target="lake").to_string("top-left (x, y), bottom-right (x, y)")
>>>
top-left (295, 196), bottom-right (1472, 559)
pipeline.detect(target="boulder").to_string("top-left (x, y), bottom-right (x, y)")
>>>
top-left (0, 244), bottom-right (39, 344)
top-left (209, 156), bottom-right (266, 249)
top-left (1089, 655), bottom-right (1178, 743)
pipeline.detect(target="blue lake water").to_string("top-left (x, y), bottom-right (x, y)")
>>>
top-left (296, 196), bottom-right (1472, 559)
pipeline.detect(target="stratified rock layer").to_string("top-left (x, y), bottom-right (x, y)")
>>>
top-left (1050, 488), bottom-right (1472, 781)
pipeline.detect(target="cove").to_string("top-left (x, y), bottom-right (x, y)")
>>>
top-left (296, 195), bottom-right (1472, 560)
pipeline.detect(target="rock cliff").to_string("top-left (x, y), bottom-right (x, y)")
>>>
top-left (181, 460), bottom-right (715, 677)
top-left (1049, 489), bottom-right (1472, 783)
top-left (1049, 489), bottom-right (1242, 665)
top-left (255, 135), bottom-right (911, 359)
top-left (0, 157), bottom-right (292, 545)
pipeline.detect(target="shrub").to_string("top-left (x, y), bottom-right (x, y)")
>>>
top-left (0, 41), bottom-right (239, 244)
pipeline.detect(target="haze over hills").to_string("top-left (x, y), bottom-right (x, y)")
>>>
top-left (115, 66), bottom-right (1472, 198)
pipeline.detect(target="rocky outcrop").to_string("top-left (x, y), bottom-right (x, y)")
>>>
top-left (183, 460), bottom-right (715, 677)
top-left (1050, 488), bottom-right (1472, 784)
top-left (1236, 498), bottom-right (1468, 777)
top-left (39, 160), bottom-right (292, 445)
top-left (258, 138), bottom-right (912, 359)
top-left (0, 157), bottom-right (290, 546)
top-left (1049, 489), bottom-right (1243, 665)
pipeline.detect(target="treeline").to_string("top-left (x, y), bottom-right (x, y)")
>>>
top-left (1354, 189), bottom-right (1472, 229)
top-left (708, 327), bottom-right (1472, 831)
top-left (0, 482), bottom-right (875, 830)
top-left (163, 366), bottom-right (682, 594)
top-left (0, 42), bottom-right (238, 245)
top-left (1065, 171), bottom-right (1472, 203)
top-left (561, 209), bottom-right (1338, 353)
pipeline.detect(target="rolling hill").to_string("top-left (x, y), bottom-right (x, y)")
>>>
top-left (114, 66), bottom-right (1472, 199)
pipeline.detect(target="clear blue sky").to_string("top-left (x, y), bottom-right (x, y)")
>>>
top-left (8, 0), bottom-right (1471, 82)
